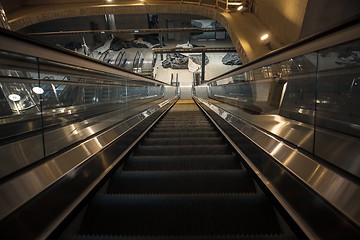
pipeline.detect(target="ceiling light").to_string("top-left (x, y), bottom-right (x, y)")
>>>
top-left (260, 34), bottom-right (269, 41)
top-left (237, 6), bottom-right (244, 11)
top-left (106, 0), bottom-right (112, 2)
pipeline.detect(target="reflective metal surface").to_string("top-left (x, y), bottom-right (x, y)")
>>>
top-left (204, 97), bottom-right (360, 178)
top-left (0, 100), bottom-right (161, 178)
top-left (195, 96), bottom-right (360, 229)
top-left (0, 96), bottom-right (177, 221)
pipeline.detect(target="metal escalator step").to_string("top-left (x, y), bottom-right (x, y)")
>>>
top-left (157, 118), bottom-right (210, 122)
top-left (141, 137), bottom-right (224, 146)
top-left (65, 234), bottom-right (297, 239)
top-left (162, 114), bottom-right (206, 117)
top-left (123, 155), bottom-right (242, 171)
top-left (151, 127), bottom-right (215, 133)
top-left (161, 116), bottom-right (207, 120)
top-left (158, 121), bottom-right (209, 125)
top-left (79, 194), bottom-right (282, 236)
top-left (148, 132), bottom-right (220, 138)
top-left (133, 145), bottom-right (232, 156)
top-left (107, 170), bottom-right (256, 194)
top-left (155, 123), bottom-right (212, 128)
top-left (159, 119), bottom-right (208, 123)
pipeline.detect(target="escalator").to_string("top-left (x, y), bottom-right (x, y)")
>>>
top-left (61, 99), bottom-right (297, 239)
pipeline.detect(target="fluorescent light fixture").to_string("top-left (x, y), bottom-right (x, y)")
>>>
top-left (260, 33), bottom-right (269, 41)
top-left (32, 87), bottom-right (44, 94)
top-left (237, 6), bottom-right (244, 11)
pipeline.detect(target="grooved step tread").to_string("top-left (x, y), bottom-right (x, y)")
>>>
top-left (141, 137), bottom-right (224, 146)
top-left (123, 155), bottom-right (242, 171)
top-left (148, 132), bottom-right (220, 138)
top-left (155, 123), bottom-right (212, 127)
top-left (134, 145), bottom-right (232, 156)
top-left (151, 127), bottom-right (215, 132)
top-left (79, 194), bottom-right (282, 236)
top-left (108, 170), bottom-right (255, 194)
top-left (65, 234), bottom-right (297, 240)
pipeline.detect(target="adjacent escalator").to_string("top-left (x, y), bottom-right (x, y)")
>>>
top-left (62, 99), bottom-right (297, 239)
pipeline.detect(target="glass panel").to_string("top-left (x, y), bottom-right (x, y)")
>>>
top-left (0, 47), bottom-right (176, 180)
top-left (0, 51), bottom-right (42, 131)
top-left (200, 52), bottom-right (318, 153)
top-left (314, 39), bottom-right (360, 177)
top-left (278, 54), bottom-right (317, 125)
top-left (0, 51), bottom-right (45, 179)
top-left (37, 58), bottom-right (168, 157)
top-left (316, 39), bottom-right (360, 137)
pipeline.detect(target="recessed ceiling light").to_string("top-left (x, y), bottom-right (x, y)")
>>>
top-left (260, 33), bottom-right (269, 41)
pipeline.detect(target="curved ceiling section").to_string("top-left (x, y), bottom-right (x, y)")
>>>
top-left (5, 2), bottom-right (274, 62)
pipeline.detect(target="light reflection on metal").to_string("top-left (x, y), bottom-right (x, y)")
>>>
top-left (270, 121), bottom-right (287, 135)
top-left (194, 96), bottom-right (360, 227)
top-left (270, 142), bottom-right (283, 156)
top-left (0, 97), bottom-right (177, 221)
top-left (279, 82), bottom-right (288, 108)
top-left (0, 3), bottom-right (10, 30)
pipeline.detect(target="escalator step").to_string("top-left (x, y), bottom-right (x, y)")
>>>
top-left (148, 131), bottom-right (220, 138)
top-left (155, 123), bottom-right (212, 128)
top-left (151, 127), bottom-right (215, 133)
top-left (156, 120), bottom-right (213, 125)
top-left (133, 145), bottom-right (232, 156)
top-left (65, 234), bottom-right (297, 240)
top-left (107, 170), bottom-right (256, 194)
top-left (123, 155), bottom-right (242, 171)
top-left (141, 137), bottom-right (224, 146)
top-left (79, 194), bottom-right (282, 236)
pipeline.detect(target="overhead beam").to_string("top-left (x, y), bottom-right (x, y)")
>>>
top-left (28, 27), bottom-right (226, 37)
top-left (152, 47), bottom-right (236, 53)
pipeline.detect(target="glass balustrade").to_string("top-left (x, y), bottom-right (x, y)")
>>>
top-left (194, 38), bottom-right (360, 178)
top-left (0, 46), bottom-right (177, 179)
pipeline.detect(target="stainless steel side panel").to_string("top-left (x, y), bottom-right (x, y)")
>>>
top-left (315, 129), bottom-right (360, 177)
top-left (0, 97), bottom-right (177, 221)
top-left (195, 96), bottom-right (360, 228)
top-left (204, 98), bottom-right (360, 178)
top-left (0, 135), bottom-right (44, 177)
top-left (0, 99), bottom-right (162, 179)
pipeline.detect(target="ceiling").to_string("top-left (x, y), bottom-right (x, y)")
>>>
top-left (1, 0), bottom-right (358, 61)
